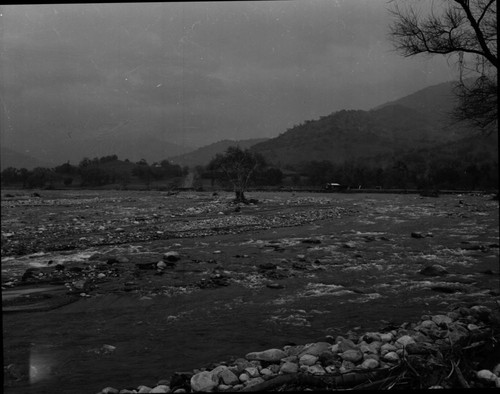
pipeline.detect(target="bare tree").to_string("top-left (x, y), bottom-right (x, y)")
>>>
top-left (388, 0), bottom-right (497, 131)
top-left (207, 146), bottom-right (266, 203)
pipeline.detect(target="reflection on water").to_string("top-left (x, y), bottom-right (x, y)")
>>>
top-left (29, 352), bottom-right (55, 384)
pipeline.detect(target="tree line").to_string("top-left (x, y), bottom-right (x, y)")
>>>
top-left (0, 155), bottom-right (188, 189)
top-left (1, 146), bottom-right (497, 193)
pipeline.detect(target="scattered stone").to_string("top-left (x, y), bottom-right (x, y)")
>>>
top-left (411, 232), bottom-right (425, 239)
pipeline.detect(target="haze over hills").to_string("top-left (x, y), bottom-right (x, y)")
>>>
top-left (1, 80), bottom-right (491, 171)
top-left (168, 138), bottom-right (268, 168)
top-left (1, 133), bottom-right (193, 170)
top-left (0, 146), bottom-right (52, 170)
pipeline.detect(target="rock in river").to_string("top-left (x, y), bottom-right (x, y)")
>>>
top-left (164, 251), bottom-right (181, 262)
top-left (419, 264), bottom-right (448, 276)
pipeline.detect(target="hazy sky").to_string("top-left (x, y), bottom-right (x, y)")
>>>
top-left (0, 1), bottom-right (459, 151)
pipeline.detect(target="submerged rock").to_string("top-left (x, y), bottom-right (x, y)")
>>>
top-left (419, 264), bottom-right (449, 276)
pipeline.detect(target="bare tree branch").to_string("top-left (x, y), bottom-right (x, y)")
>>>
top-left (388, 0), bottom-right (497, 130)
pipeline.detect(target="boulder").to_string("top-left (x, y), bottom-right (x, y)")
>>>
top-left (299, 354), bottom-right (318, 366)
top-left (280, 362), bottom-right (299, 374)
top-left (298, 342), bottom-right (332, 357)
top-left (447, 322), bottom-right (469, 344)
top-left (395, 335), bottom-right (416, 348)
top-left (245, 377), bottom-right (265, 388)
top-left (470, 305), bottom-right (492, 322)
top-left (380, 343), bottom-right (397, 356)
top-left (285, 345), bottom-right (306, 357)
top-left (238, 373), bottom-right (250, 383)
top-left (339, 360), bottom-right (356, 373)
top-left (340, 349), bottom-right (363, 363)
top-left (477, 369), bottom-right (497, 382)
top-left (360, 358), bottom-right (380, 369)
top-left (337, 338), bottom-right (358, 352)
top-left (318, 350), bottom-right (336, 366)
top-left (219, 369), bottom-right (239, 386)
top-left (150, 385), bottom-right (169, 393)
top-left (259, 368), bottom-right (273, 377)
top-left (164, 251), bottom-right (181, 262)
top-left (383, 351), bottom-right (400, 362)
top-left (243, 367), bottom-right (260, 378)
top-left (379, 333), bottom-right (393, 342)
top-left (363, 332), bottom-right (382, 343)
top-left (307, 365), bottom-right (326, 375)
top-left (190, 371), bottom-right (218, 392)
top-left (245, 348), bottom-right (287, 363)
top-left (431, 315), bottom-right (453, 327)
top-left (210, 365), bottom-right (228, 379)
top-left (233, 358), bottom-right (250, 373)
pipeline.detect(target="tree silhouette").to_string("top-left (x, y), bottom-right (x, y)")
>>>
top-left (207, 146), bottom-right (266, 203)
top-left (388, 0), bottom-right (497, 131)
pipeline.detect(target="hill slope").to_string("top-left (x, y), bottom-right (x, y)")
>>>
top-left (250, 81), bottom-right (480, 167)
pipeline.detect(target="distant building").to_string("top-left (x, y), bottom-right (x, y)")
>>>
top-left (324, 182), bottom-right (342, 191)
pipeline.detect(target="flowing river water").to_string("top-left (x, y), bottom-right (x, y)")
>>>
top-left (2, 191), bottom-right (499, 393)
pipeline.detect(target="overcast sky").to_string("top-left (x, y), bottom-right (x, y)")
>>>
top-left (0, 1), bottom-right (458, 151)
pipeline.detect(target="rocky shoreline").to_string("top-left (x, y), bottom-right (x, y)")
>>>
top-left (95, 302), bottom-right (500, 393)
